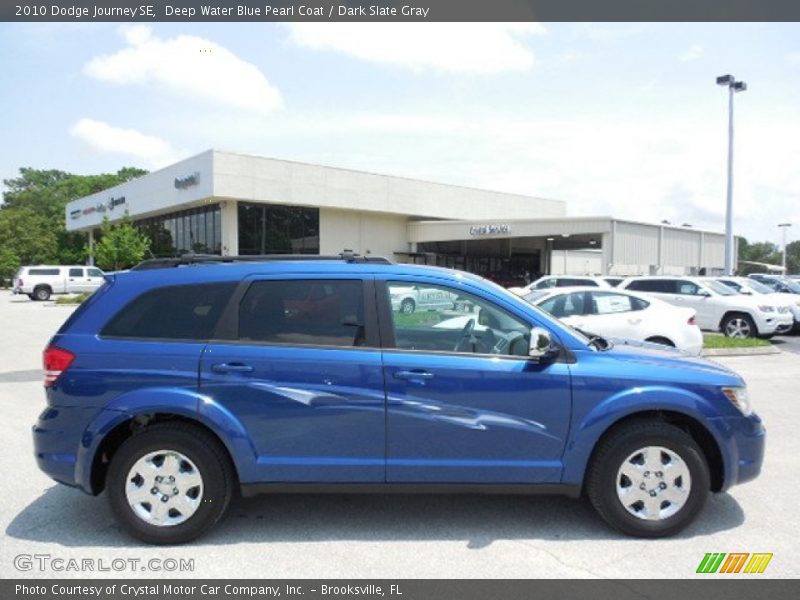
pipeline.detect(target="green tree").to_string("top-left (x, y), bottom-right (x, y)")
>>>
top-left (0, 248), bottom-right (20, 287)
top-left (92, 215), bottom-right (151, 271)
top-left (0, 207), bottom-right (59, 265)
top-left (736, 237), bottom-right (782, 275)
top-left (1, 166), bottom-right (148, 264)
top-left (784, 240), bottom-right (800, 276)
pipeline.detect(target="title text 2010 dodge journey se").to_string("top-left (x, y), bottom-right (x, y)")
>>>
top-left (34, 254), bottom-right (765, 544)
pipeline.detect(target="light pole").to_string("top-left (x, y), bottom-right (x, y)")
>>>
top-left (778, 223), bottom-right (792, 273)
top-left (717, 74), bottom-right (747, 275)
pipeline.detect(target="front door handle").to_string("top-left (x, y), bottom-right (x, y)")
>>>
top-left (393, 369), bottom-right (434, 381)
top-left (211, 362), bottom-right (254, 374)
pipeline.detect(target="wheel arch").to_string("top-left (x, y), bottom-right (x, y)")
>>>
top-left (582, 410), bottom-right (725, 493)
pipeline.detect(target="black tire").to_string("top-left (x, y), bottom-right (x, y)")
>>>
top-left (400, 298), bottom-right (415, 314)
top-left (106, 422), bottom-right (235, 545)
top-left (586, 420), bottom-right (710, 538)
top-left (645, 336), bottom-right (675, 348)
top-left (33, 286), bottom-right (51, 301)
top-left (720, 313), bottom-right (757, 339)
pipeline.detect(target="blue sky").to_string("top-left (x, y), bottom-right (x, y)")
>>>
top-left (0, 22), bottom-right (798, 244)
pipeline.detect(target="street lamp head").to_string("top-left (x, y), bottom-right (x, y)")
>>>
top-left (733, 81), bottom-right (747, 92)
top-left (778, 223), bottom-right (792, 228)
top-left (716, 74), bottom-right (733, 85)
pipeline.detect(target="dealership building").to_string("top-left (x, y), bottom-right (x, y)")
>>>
top-left (66, 149), bottom-right (730, 281)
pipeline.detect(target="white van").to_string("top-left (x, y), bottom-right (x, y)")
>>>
top-left (12, 265), bottom-right (105, 301)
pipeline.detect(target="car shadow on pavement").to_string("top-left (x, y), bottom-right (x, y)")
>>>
top-left (7, 484), bottom-right (745, 548)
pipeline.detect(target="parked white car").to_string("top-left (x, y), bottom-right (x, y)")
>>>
top-left (389, 285), bottom-right (458, 314)
top-left (12, 265), bottom-right (105, 301)
top-left (619, 276), bottom-right (792, 338)
top-left (508, 275), bottom-right (611, 296)
top-left (715, 276), bottom-right (800, 332)
top-left (522, 286), bottom-right (703, 354)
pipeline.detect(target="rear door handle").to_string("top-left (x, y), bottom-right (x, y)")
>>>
top-left (393, 369), bottom-right (434, 381)
top-left (211, 362), bottom-right (254, 374)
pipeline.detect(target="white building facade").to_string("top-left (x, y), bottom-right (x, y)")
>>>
top-left (66, 150), bottom-right (731, 283)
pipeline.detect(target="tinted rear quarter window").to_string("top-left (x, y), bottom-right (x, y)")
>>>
top-left (238, 279), bottom-right (365, 347)
top-left (29, 268), bottom-right (60, 276)
top-left (627, 279), bottom-right (674, 293)
top-left (102, 283), bottom-right (237, 340)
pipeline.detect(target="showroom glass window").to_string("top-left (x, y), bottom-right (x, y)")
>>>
top-left (135, 204), bottom-right (221, 257)
top-left (238, 203), bottom-right (320, 255)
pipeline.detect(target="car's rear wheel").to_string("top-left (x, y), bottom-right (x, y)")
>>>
top-left (586, 421), bottom-right (710, 538)
top-left (721, 313), bottom-right (757, 338)
top-left (107, 422), bottom-right (234, 544)
top-left (33, 286), bottom-right (51, 301)
top-left (400, 298), bottom-right (415, 314)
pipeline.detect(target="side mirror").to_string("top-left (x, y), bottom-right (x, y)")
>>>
top-left (529, 327), bottom-right (555, 360)
top-left (698, 290), bottom-right (711, 297)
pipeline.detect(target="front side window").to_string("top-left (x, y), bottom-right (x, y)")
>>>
top-left (87, 268), bottom-right (103, 277)
top-left (102, 283), bottom-right (236, 340)
top-left (677, 281), bottom-right (700, 295)
top-left (238, 279), bottom-right (365, 347)
top-left (533, 278), bottom-right (556, 289)
top-left (386, 282), bottom-right (530, 357)
top-left (539, 292), bottom-right (587, 318)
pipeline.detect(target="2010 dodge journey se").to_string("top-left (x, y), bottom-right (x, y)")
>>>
top-left (34, 253), bottom-right (765, 544)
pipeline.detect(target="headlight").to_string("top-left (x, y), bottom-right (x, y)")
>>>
top-left (757, 305), bottom-right (774, 313)
top-left (722, 386), bottom-right (752, 416)
top-left (795, 301), bottom-right (800, 308)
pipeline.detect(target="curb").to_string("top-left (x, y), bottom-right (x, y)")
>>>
top-left (702, 346), bottom-right (780, 357)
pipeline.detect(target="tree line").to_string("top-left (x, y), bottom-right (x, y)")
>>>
top-left (0, 167), bottom-right (152, 283)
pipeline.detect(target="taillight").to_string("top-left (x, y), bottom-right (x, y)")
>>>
top-left (18, 278), bottom-right (23, 287)
top-left (43, 346), bottom-right (75, 387)
top-left (688, 316), bottom-right (696, 325)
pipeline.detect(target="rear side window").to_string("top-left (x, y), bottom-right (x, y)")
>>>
top-left (69, 268), bottom-right (83, 277)
top-left (557, 278), bottom-right (597, 287)
top-left (29, 268), bottom-right (60, 276)
top-left (102, 283), bottom-right (236, 340)
top-left (238, 279), bottom-right (365, 347)
top-left (626, 279), bottom-right (675, 293)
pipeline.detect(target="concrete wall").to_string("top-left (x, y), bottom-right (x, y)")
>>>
top-left (212, 151), bottom-right (565, 221)
top-left (319, 208), bottom-right (408, 258)
top-left (66, 151), bottom-right (214, 231)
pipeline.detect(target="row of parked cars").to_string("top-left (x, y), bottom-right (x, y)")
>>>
top-left (504, 273), bottom-right (800, 352)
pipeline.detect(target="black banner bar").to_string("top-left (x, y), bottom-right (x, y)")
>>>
top-left (4, 580), bottom-right (800, 600)
top-left (4, 1), bottom-right (800, 23)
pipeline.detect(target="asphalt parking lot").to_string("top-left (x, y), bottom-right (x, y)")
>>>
top-left (0, 293), bottom-right (797, 579)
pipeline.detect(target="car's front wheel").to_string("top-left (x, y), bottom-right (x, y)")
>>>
top-left (586, 421), bottom-right (710, 538)
top-left (721, 313), bottom-right (757, 338)
top-left (107, 422), bottom-right (235, 544)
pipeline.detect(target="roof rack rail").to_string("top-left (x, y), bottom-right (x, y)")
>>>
top-left (129, 250), bottom-right (392, 271)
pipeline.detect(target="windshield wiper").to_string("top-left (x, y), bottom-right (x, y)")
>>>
top-left (572, 326), bottom-right (612, 351)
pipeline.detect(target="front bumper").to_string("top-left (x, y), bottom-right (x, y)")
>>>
top-left (709, 412), bottom-right (766, 492)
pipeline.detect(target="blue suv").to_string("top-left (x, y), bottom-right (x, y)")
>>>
top-left (34, 254), bottom-right (765, 544)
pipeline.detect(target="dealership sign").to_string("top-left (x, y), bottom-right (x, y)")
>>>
top-left (175, 172), bottom-right (200, 189)
top-left (469, 224), bottom-right (511, 236)
top-left (70, 196), bottom-right (127, 220)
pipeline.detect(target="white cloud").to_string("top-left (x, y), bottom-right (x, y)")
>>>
top-left (284, 23), bottom-right (544, 73)
top-left (69, 118), bottom-right (179, 168)
top-left (788, 52), bottom-right (800, 65)
top-left (84, 26), bottom-right (282, 113)
top-left (679, 44), bottom-right (703, 62)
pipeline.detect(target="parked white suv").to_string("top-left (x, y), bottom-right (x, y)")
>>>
top-left (715, 276), bottom-right (800, 332)
top-left (509, 275), bottom-right (611, 296)
top-left (619, 276), bottom-right (792, 338)
top-left (12, 265), bottom-right (105, 301)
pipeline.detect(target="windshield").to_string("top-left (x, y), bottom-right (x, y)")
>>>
top-left (781, 278), bottom-right (800, 293)
top-left (707, 280), bottom-right (738, 296)
top-left (744, 279), bottom-right (774, 294)
top-left (523, 290), bottom-right (550, 304)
